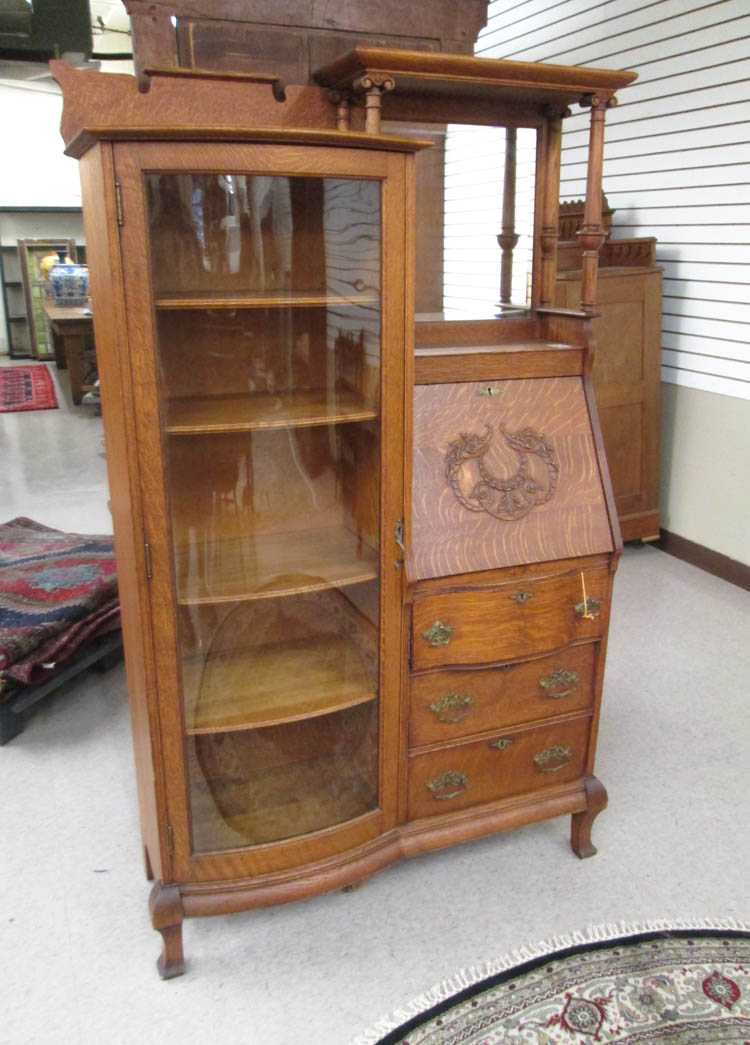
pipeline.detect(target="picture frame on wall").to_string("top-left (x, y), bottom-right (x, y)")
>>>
top-left (17, 237), bottom-right (77, 360)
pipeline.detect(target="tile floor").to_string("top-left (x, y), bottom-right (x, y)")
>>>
top-left (1, 360), bottom-right (749, 1044)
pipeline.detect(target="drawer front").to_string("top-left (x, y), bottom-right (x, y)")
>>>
top-left (411, 568), bottom-right (608, 670)
top-left (408, 716), bottom-right (590, 821)
top-left (410, 643), bottom-right (596, 747)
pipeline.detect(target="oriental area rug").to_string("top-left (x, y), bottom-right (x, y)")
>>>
top-left (356, 920), bottom-right (750, 1045)
top-left (0, 365), bottom-right (58, 413)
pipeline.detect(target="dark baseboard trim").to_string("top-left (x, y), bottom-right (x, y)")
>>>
top-left (657, 529), bottom-right (750, 592)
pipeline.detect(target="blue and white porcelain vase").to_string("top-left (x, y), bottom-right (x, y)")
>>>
top-left (50, 249), bottom-right (89, 307)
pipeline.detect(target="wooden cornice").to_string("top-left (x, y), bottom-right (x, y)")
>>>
top-left (315, 47), bottom-right (638, 115)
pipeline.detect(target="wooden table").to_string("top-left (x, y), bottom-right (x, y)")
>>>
top-left (43, 301), bottom-right (95, 405)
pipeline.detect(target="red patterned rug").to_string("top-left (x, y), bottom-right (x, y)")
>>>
top-left (0, 517), bottom-right (118, 689)
top-left (0, 365), bottom-right (58, 413)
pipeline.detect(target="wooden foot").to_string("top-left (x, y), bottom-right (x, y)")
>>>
top-left (571, 776), bottom-right (608, 859)
top-left (149, 883), bottom-right (185, 979)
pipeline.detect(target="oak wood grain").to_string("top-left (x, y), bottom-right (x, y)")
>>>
top-left (411, 565), bottom-right (609, 671)
top-left (407, 713), bottom-right (591, 820)
top-left (414, 344), bottom-right (583, 383)
top-left (411, 377), bottom-right (613, 579)
top-left (410, 641), bottom-right (597, 746)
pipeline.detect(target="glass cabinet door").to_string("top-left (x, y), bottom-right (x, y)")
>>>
top-left (144, 171), bottom-right (383, 853)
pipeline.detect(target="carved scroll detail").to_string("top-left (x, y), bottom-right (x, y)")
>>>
top-left (445, 423), bottom-right (558, 522)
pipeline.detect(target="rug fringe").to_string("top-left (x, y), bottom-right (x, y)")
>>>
top-left (351, 916), bottom-right (750, 1045)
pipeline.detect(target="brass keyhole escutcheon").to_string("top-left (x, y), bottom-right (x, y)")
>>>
top-left (488, 737), bottom-right (513, 751)
top-left (512, 590), bottom-right (533, 605)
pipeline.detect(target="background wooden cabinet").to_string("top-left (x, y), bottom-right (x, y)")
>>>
top-left (556, 236), bottom-right (662, 542)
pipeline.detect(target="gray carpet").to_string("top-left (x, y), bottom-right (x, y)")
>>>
top-left (2, 543), bottom-right (749, 1044)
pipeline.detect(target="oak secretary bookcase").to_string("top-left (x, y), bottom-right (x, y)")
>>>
top-left (54, 49), bottom-right (635, 977)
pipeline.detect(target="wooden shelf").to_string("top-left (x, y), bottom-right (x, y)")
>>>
top-left (184, 635), bottom-right (376, 733)
top-left (190, 753), bottom-right (376, 851)
top-left (155, 290), bottom-right (378, 310)
top-left (175, 525), bottom-right (378, 605)
top-left (166, 388), bottom-right (377, 435)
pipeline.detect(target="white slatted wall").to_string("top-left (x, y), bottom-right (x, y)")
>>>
top-left (467, 0), bottom-right (750, 400)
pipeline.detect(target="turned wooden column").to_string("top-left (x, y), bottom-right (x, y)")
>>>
top-left (578, 94), bottom-right (615, 313)
top-left (539, 108), bottom-right (565, 306)
top-left (329, 91), bottom-right (352, 131)
top-left (352, 74), bottom-right (396, 134)
top-left (497, 127), bottom-right (519, 305)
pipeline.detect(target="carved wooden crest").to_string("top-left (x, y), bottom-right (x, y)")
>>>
top-left (445, 423), bottom-right (558, 522)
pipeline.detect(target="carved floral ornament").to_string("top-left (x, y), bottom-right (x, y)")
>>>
top-left (445, 423), bottom-right (559, 522)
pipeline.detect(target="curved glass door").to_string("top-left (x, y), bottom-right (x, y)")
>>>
top-left (145, 173), bottom-right (382, 852)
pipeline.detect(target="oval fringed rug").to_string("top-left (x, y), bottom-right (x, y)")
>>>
top-left (356, 920), bottom-right (750, 1044)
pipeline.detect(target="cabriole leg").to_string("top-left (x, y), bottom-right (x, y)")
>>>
top-left (149, 882), bottom-right (185, 979)
top-left (571, 775), bottom-right (608, 859)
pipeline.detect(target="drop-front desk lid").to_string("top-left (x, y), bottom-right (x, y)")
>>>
top-left (410, 374), bottom-right (614, 581)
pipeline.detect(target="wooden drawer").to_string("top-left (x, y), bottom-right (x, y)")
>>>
top-left (410, 643), bottom-right (596, 746)
top-left (408, 715), bottom-right (590, 821)
top-left (411, 567), bottom-right (608, 671)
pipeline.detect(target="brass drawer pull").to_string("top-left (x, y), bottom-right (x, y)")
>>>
top-left (429, 692), bottom-right (473, 723)
top-left (512, 590), bottom-right (533, 604)
top-left (477, 386), bottom-right (501, 397)
top-left (422, 620), bottom-right (454, 647)
top-left (539, 669), bottom-right (579, 699)
top-left (533, 745), bottom-right (572, 773)
top-left (488, 737), bottom-right (513, 751)
top-left (426, 770), bottom-right (469, 801)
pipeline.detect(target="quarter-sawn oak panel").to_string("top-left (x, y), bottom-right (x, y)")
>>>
top-left (411, 377), bottom-right (613, 579)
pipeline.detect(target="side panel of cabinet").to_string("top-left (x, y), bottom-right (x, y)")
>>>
top-left (114, 141), bottom-right (409, 883)
top-left (79, 144), bottom-right (169, 882)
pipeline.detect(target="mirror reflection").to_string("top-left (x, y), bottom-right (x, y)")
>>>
top-left (385, 122), bottom-right (537, 321)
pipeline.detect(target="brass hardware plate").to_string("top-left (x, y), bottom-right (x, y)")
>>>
top-left (477, 386), bottom-right (501, 397)
top-left (512, 590), bottom-right (533, 604)
top-left (394, 518), bottom-right (405, 554)
top-left (429, 692), bottom-right (473, 724)
top-left (488, 737), bottom-right (513, 751)
top-left (533, 744), bottom-right (572, 773)
top-left (426, 770), bottom-right (469, 800)
top-left (114, 179), bottom-right (124, 226)
top-left (575, 597), bottom-right (601, 619)
top-left (539, 669), bottom-right (579, 699)
top-left (422, 620), bottom-right (454, 647)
